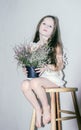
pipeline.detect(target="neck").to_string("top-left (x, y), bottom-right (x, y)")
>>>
top-left (38, 34), bottom-right (48, 45)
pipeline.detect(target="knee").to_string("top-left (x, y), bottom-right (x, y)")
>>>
top-left (21, 80), bottom-right (30, 93)
top-left (30, 79), bottom-right (39, 90)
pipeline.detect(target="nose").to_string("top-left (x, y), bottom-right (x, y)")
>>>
top-left (45, 24), bottom-right (49, 28)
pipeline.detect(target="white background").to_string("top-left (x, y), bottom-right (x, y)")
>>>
top-left (0, 0), bottom-right (81, 130)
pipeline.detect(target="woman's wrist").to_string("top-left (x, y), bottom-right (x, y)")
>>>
top-left (46, 64), bottom-right (58, 71)
top-left (44, 65), bottom-right (49, 71)
top-left (44, 64), bottom-right (59, 72)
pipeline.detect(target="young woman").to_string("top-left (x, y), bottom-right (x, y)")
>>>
top-left (21, 15), bottom-right (64, 128)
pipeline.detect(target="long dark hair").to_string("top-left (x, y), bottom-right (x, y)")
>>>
top-left (33, 15), bottom-right (63, 67)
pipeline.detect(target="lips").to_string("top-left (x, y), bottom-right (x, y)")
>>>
top-left (43, 29), bottom-right (47, 32)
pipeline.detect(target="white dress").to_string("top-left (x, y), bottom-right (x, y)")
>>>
top-left (40, 69), bottom-right (64, 87)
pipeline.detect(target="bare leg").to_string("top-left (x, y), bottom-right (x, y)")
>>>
top-left (30, 77), bottom-right (58, 125)
top-left (21, 80), bottom-right (42, 128)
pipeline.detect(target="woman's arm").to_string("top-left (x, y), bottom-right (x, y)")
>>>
top-left (47, 46), bottom-right (63, 71)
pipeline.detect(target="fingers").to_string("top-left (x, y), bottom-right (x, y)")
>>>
top-left (35, 68), bottom-right (41, 73)
top-left (22, 67), bottom-right (28, 76)
top-left (35, 67), bottom-right (45, 76)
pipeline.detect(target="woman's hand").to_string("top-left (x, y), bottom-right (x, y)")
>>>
top-left (35, 66), bottom-right (47, 76)
top-left (22, 66), bottom-right (28, 76)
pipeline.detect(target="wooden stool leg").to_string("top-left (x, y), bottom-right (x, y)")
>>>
top-left (71, 91), bottom-right (81, 130)
top-left (56, 92), bottom-right (62, 130)
top-left (30, 109), bottom-right (37, 130)
top-left (50, 92), bottom-right (56, 130)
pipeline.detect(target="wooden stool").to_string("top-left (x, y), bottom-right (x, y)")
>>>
top-left (30, 87), bottom-right (81, 130)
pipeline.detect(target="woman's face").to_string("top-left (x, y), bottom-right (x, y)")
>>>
top-left (39, 17), bottom-right (54, 39)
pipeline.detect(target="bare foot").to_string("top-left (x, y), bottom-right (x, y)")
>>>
top-left (35, 109), bottom-right (42, 128)
top-left (43, 105), bottom-right (51, 125)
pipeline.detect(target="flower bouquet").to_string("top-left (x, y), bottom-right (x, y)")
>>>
top-left (13, 42), bottom-right (50, 78)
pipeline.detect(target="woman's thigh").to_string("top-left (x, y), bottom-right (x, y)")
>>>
top-left (30, 77), bottom-right (58, 89)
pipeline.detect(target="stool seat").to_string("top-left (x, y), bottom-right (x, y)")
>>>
top-left (45, 87), bottom-right (78, 92)
top-left (30, 87), bottom-right (81, 130)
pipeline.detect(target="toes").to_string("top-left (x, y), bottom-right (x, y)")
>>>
top-left (43, 106), bottom-right (51, 125)
top-left (36, 119), bottom-right (41, 128)
top-left (36, 122), bottom-right (41, 128)
top-left (35, 110), bottom-right (42, 128)
top-left (43, 114), bottom-right (51, 125)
